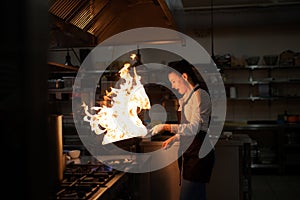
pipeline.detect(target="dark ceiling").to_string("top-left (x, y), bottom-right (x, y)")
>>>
top-left (168, 0), bottom-right (300, 32)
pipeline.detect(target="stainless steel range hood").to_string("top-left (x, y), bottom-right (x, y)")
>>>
top-left (49, 0), bottom-right (177, 48)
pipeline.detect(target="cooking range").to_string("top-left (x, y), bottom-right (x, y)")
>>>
top-left (54, 161), bottom-right (126, 200)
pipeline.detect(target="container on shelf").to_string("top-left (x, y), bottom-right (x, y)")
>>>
top-left (48, 79), bottom-right (64, 89)
top-left (230, 86), bottom-right (237, 98)
top-left (62, 76), bottom-right (75, 88)
top-left (245, 56), bottom-right (260, 66)
top-left (263, 55), bottom-right (278, 65)
top-left (258, 84), bottom-right (270, 97)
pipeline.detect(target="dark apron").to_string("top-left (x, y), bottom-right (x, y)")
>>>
top-left (179, 132), bottom-right (215, 182)
top-left (177, 86), bottom-right (215, 183)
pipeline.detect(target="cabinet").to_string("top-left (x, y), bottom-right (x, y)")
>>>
top-left (218, 63), bottom-right (300, 173)
top-left (223, 124), bottom-right (281, 172)
top-left (224, 123), bottom-right (300, 174)
top-left (207, 135), bottom-right (252, 200)
top-left (280, 123), bottom-right (300, 172)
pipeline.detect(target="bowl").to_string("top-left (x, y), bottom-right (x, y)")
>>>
top-left (263, 55), bottom-right (278, 65)
top-left (68, 150), bottom-right (81, 159)
top-left (245, 56), bottom-right (260, 65)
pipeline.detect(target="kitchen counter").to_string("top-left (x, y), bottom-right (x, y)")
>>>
top-left (138, 134), bottom-right (252, 200)
top-left (224, 121), bottom-right (300, 131)
top-left (223, 121), bottom-right (300, 173)
top-left (207, 135), bottom-right (252, 200)
top-left (214, 133), bottom-right (252, 146)
top-left (62, 133), bottom-right (252, 200)
top-left (70, 154), bottom-right (151, 172)
top-left (142, 133), bottom-right (252, 147)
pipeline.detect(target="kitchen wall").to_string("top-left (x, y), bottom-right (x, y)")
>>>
top-left (48, 26), bottom-right (300, 67)
top-left (194, 26), bottom-right (300, 61)
top-left (192, 25), bottom-right (300, 121)
top-left (48, 24), bottom-right (300, 122)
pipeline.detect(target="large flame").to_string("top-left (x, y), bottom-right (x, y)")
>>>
top-left (82, 63), bottom-right (151, 144)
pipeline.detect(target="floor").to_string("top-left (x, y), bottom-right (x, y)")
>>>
top-left (251, 174), bottom-right (300, 200)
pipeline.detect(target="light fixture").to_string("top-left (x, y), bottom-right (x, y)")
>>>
top-left (130, 47), bottom-right (142, 67)
top-left (65, 48), bottom-right (73, 66)
top-left (130, 47), bottom-right (149, 74)
top-left (134, 48), bottom-right (142, 66)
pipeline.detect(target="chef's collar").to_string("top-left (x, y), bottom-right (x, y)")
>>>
top-left (182, 84), bottom-right (200, 104)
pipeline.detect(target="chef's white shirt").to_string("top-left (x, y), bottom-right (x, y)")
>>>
top-left (170, 84), bottom-right (211, 138)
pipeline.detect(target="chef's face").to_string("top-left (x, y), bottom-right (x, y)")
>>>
top-left (168, 72), bottom-right (189, 95)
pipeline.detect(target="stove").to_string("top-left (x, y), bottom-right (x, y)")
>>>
top-left (55, 162), bottom-right (124, 200)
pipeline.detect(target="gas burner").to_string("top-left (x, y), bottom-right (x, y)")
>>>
top-left (56, 184), bottom-right (99, 199)
top-left (55, 163), bottom-right (117, 199)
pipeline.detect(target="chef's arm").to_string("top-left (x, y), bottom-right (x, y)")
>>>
top-left (163, 124), bottom-right (171, 132)
top-left (149, 124), bottom-right (171, 136)
top-left (162, 134), bottom-right (179, 149)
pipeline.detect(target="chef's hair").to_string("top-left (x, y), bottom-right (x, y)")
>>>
top-left (168, 59), bottom-right (201, 86)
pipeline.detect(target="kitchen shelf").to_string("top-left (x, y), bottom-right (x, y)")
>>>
top-left (48, 61), bottom-right (79, 72)
top-left (48, 88), bottom-right (73, 94)
top-left (251, 163), bottom-right (280, 169)
top-left (84, 69), bottom-right (119, 74)
top-left (219, 65), bottom-right (300, 70)
top-left (220, 64), bottom-right (300, 101)
top-left (228, 97), bottom-right (275, 101)
top-left (228, 96), bottom-right (300, 101)
top-left (225, 80), bottom-right (300, 85)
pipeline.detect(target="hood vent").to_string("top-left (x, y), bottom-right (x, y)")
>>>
top-left (49, 0), bottom-right (177, 48)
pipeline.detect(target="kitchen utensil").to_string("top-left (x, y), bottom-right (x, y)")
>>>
top-left (230, 87), bottom-right (237, 98)
top-left (279, 50), bottom-right (295, 66)
top-left (214, 54), bottom-right (231, 67)
top-left (68, 150), bottom-right (81, 159)
top-left (245, 56), bottom-right (260, 65)
top-left (263, 55), bottom-right (278, 65)
top-left (62, 76), bottom-right (75, 88)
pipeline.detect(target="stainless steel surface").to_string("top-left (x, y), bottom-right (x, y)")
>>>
top-left (55, 161), bottom-right (125, 199)
top-left (139, 141), bottom-right (180, 200)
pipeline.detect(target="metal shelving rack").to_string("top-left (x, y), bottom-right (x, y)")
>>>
top-left (219, 65), bottom-right (300, 101)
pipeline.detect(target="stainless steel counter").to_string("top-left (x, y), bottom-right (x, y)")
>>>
top-left (207, 135), bottom-right (252, 200)
top-left (138, 134), bottom-right (252, 200)
top-left (224, 121), bottom-right (300, 131)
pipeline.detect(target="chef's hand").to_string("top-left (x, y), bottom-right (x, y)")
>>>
top-left (162, 135), bottom-right (178, 149)
top-left (149, 124), bottom-right (165, 136)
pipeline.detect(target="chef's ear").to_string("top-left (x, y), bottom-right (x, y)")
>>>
top-left (182, 73), bottom-right (188, 80)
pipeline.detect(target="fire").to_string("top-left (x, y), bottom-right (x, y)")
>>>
top-left (82, 62), bottom-right (151, 144)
